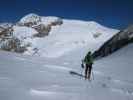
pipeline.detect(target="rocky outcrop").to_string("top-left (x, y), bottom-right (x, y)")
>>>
top-left (32, 24), bottom-right (51, 37)
top-left (92, 25), bottom-right (133, 58)
top-left (0, 37), bottom-right (27, 53)
top-left (0, 23), bottom-right (13, 37)
top-left (0, 25), bottom-right (29, 53)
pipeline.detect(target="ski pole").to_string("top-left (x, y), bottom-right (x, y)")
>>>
top-left (91, 71), bottom-right (94, 80)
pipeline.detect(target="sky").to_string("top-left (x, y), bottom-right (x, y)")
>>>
top-left (0, 0), bottom-right (133, 29)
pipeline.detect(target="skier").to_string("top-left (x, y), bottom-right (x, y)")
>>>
top-left (82, 51), bottom-right (94, 80)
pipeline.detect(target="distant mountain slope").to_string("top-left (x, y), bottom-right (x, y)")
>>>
top-left (0, 13), bottom-right (119, 58)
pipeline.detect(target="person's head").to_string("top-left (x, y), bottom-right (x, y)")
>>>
top-left (88, 51), bottom-right (91, 55)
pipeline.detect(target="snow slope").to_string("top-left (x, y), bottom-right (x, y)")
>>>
top-left (0, 42), bottom-right (133, 100)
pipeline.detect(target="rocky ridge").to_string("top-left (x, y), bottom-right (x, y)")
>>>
top-left (93, 25), bottom-right (133, 58)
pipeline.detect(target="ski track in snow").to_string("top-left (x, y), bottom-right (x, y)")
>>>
top-left (44, 65), bottom-right (74, 71)
top-left (30, 89), bottom-right (58, 96)
top-left (110, 88), bottom-right (133, 96)
top-left (109, 79), bottom-right (133, 96)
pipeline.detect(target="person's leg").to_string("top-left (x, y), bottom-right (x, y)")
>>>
top-left (85, 64), bottom-right (89, 79)
top-left (88, 65), bottom-right (92, 80)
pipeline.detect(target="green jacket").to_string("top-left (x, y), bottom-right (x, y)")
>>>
top-left (84, 52), bottom-right (94, 65)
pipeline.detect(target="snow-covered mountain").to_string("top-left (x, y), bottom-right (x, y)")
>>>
top-left (0, 13), bottom-right (119, 58)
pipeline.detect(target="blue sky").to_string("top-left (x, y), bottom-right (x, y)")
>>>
top-left (0, 0), bottom-right (133, 29)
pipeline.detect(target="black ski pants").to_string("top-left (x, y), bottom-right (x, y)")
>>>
top-left (85, 63), bottom-right (92, 79)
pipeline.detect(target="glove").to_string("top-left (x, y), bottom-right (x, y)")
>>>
top-left (81, 62), bottom-right (84, 68)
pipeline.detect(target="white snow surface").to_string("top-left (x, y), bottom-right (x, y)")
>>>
top-left (41, 16), bottom-right (62, 26)
top-left (0, 42), bottom-right (133, 100)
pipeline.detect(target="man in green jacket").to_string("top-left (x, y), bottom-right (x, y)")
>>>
top-left (83, 51), bottom-right (94, 80)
